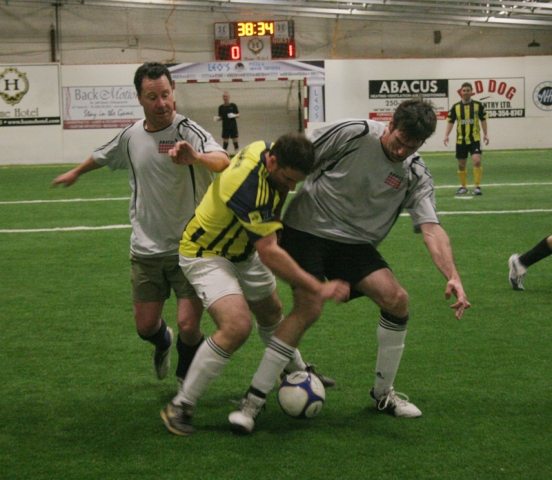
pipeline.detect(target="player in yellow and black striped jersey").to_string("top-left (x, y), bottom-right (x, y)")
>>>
top-left (160, 133), bottom-right (349, 436)
top-left (180, 140), bottom-right (283, 262)
top-left (444, 82), bottom-right (489, 196)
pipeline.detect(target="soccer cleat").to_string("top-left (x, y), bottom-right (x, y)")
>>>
top-left (305, 363), bottom-right (336, 388)
top-left (472, 187), bottom-right (483, 195)
top-left (228, 392), bottom-right (266, 435)
top-left (153, 326), bottom-right (174, 380)
top-left (455, 187), bottom-right (469, 195)
top-left (370, 387), bottom-right (422, 418)
top-left (508, 254), bottom-right (526, 291)
top-left (280, 363), bottom-right (336, 389)
top-left (160, 401), bottom-right (195, 436)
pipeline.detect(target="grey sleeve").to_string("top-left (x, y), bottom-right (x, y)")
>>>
top-left (405, 160), bottom-right (440, 232)
top-left (92, 128), bottom-right (129, 171)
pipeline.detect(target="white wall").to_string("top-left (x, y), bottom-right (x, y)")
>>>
top-left (1, 56), bottom-right (551, 165)
top-left (323, 56), bottom-right (552, 151)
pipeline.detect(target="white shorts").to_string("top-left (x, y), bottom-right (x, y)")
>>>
top-left (179, 252), bottom-right (277, 310)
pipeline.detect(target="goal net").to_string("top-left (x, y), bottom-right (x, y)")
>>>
top-left (175, 80), bottom-right (304, 151)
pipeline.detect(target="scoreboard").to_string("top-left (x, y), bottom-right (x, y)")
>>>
top-left (214, 21), bottom-right (295, 61)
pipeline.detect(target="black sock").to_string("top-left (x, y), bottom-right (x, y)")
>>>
top-left (519, 237), bottom-right (552, 268)
top-left (223, 141), bottom-right (229, 150)
top-left (233, 141), bottom-right (239, 150)
top-left (138, 318), bottom-right (171, 350)
top-left (175, 334), bottom-right (205, 379)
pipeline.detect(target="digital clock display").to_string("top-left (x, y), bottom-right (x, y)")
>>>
top-left (214, 21), bottom-right (295, 61)
top-left (237, 21), bottom-right (275, 37)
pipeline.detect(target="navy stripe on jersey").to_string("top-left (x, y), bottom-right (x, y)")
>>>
top-left (177, 118), bottom-right (209, 153)
top-left (312, 120), bottom-right (368, 182)
top-left (94, 124), bottom-right (133, 153)
top-left (312, 119), bottom-right (369, 149)
top-left (313, 146), bottom-right (360, 182)
top-left (176, 118), bottom-right (211, 206)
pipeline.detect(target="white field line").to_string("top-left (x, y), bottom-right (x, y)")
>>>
top-left (0, 225), bottom-right (132, 233)
top-left (2, 209), bottom-right (551, 234)
top-left (435, 182), bottom-right (552, 189)
top-left (0, 197), bottom-right (129, 205)
top-left (1, 182), bottom-right (551, 233)
top-left (1, 182), bottom-right (551, 205)
top-left (2, 182), bottom-right (552, 205)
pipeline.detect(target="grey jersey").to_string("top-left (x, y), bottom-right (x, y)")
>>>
top-left (284, 119), bottom-right (439, 246)
top-left (93, 114), bottom-right (225, 257)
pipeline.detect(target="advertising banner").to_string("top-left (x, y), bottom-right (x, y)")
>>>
top-left (62, 85), bottom-right (142, 129)
top-left (448, 78), bottom-right (525, 118)
top-left (0, 64), bottom-right (61, 127)
top-left (368, 79), bottom-right (449, 121)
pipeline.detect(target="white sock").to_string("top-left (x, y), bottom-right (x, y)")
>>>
top-left (257, 317), bottom-right (306, 373)
top-left (373, 316), bottom-right (407, 398)
top-left (251, 337), bottom-right (295, 395)
top-left (173, 336), bottom-right (231, 406)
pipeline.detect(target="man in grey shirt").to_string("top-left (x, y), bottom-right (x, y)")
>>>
top-left (229, 98), bottom-right (471, 434)
top-left (53, 62), bottom-right (229, 386)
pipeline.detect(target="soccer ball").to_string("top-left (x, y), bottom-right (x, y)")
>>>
top-left (277, 371), bottom-right (325, 418)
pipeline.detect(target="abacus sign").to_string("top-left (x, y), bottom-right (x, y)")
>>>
top-left (214, 21), bottom-right (295, 61)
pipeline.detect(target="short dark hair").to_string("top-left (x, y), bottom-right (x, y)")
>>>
top-left (269, 132), bottom-right (315, 176)
top-left (461, 82), bottom-right (473, 90)
top-left (134, 62), bottom-right (172, 96)
top-left (392, 98), bottom-right (437, 143)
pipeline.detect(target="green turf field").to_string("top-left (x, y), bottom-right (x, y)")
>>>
top-left (1, 149), bottom-right (551, 479)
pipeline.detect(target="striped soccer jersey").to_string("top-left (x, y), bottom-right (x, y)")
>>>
top-left (93, 114), bottom-right (225, 257)
top-left (284, 119), bottom-right (439, 247)
top-left (446, 100), bottom-right (488, 145)
top-left (180, 141), bottom-right (283, 262)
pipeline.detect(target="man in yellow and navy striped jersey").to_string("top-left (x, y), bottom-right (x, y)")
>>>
top-left (444, 82), bottom-right (489, 196)
top-left (160, 132), bottom-right (349, 436)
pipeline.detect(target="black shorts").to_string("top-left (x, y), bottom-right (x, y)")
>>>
top-left (456, 141), bottom-right (482, 159)
top-left (222, 124), bottom-right (239, 139)
top-left (280, 225), bottom-right (389, 300)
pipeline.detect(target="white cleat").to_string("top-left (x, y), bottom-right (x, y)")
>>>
top-left (371, 387), bottom-right (422, 418)
top-left (228, 392), bottom-right (266, 435)
top-left (508, 254), bottom-right (526, 291)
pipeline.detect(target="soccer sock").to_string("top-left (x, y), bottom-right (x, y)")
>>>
top-left (256, 317), bottom-right (306, 373)
top-left (175, 334), bottom-right (205, 380)
top-left (473, 167), bottom-right (483, 187)
top-left (173, 336), bottom-right (231, 406)
top-left (250, 337), bottom-right (295, 395)
top-left (138, 318), bottom-right (171, 350)
top-left (223, 141), bottom-right (229, 150)
top-left (233, 141), bottom-right (239, 150)
top-left (373, 311), bottom-right (408, 398)
top-left (519, 237), bottom-right (552, 268)
top-left (458, 170), bottom-right (467, 188)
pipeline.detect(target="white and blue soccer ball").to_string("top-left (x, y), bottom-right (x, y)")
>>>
top-left (277, 371), bottom-right (325, 418)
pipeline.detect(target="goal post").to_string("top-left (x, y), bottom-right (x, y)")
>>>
top-left (175, 78), bottom-right (305, 149)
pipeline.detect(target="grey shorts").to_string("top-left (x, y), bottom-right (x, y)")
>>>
top-left (130, 253), bottom-right (197, 303)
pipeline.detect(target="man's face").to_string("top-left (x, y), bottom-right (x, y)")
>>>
top-left (266, 154), bottom-right (306, 193)
top-left (382, 123), bottom-right (423, 163)
top-left (461, 86), bottom-right (473, 103)
top-left (137, 75), bottom-right (175, 131)
top-left (223, 93), bottom-right (230, 104)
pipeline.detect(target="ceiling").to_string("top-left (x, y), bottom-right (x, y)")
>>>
top-left (11, 0), bottom-right (552, 30)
